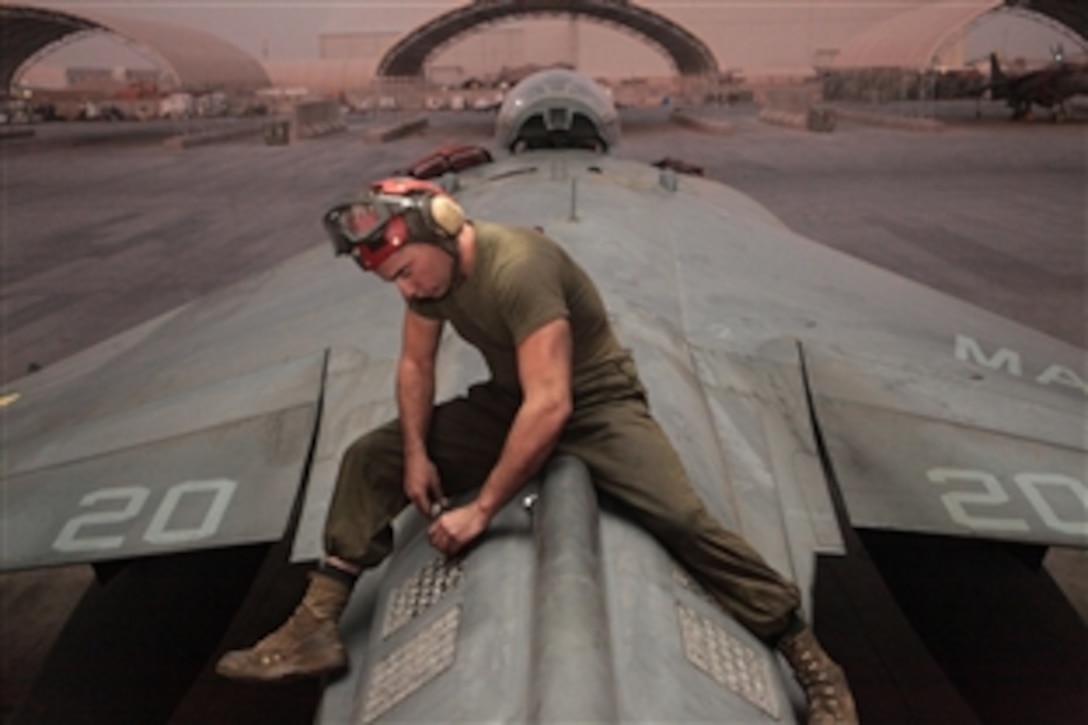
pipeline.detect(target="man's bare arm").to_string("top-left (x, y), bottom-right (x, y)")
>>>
top-left (476, 317), bottom-right (573, 516)
top-left (428, 317), bottom-right (572, 553)
top-left (398, 309), bottom-right (444, 514)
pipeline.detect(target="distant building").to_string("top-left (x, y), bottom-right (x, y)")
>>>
top-left (18, 63), bottom-right (162, 92)
top-left (262, 58), bottom-right (373, 96)
top-left (18, 64), bottom-right (67, 90)
top-left (66, 66), bottom-right (161, 90)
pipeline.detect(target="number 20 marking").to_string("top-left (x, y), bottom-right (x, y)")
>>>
top-left (927, 468), bottom-right (1088, 537)
top-left (53, 479), bottom-right (237, 553)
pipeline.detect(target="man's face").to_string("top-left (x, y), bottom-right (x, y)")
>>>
top-left (374, 242), bottom-right (456, 302)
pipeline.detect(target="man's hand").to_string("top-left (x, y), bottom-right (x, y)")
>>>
top-left (404, 454), bottom-right (446, 517)
top-left (428, 502), bottom-right (490, 556)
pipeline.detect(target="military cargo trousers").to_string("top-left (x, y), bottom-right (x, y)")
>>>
top-left (324, 358), bottom-right (801, 639)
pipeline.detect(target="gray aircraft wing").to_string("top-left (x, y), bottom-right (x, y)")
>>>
top-left (1, 237), bottom-right (494, 571)
top-left (442, 149), bottom-right (1086, 551)
top-left (3, 68), bottom-right (1084, 722)
top-left (316, 148), bottom-right (1085, 723)
top-left (1, 252), bottom-right (350, 571)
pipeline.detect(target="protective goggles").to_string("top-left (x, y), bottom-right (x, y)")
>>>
top-left (322, 193), bottom-right (420, 270)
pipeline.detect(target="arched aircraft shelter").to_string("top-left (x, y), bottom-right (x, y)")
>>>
top-left (832, 0), bottom-right (1086, 70)
top-left (377, 0), bottom-right (720, 79)
top-left (1, 2), bottom-right (270, 95)
top-left (1007, 0), bottom-right (1088, 43)
top-left (3, 1), bottom-right (1084, 97)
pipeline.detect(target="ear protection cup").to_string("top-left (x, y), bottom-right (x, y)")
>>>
top-left (400, 190), bottom-right (464, 244)
top-left (369, 177), bottom-right (466, 243)
top-left (423, 194), bottom-right (466, 239)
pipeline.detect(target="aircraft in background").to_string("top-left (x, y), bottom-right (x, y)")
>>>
top-left (4, 69), bottom-right (1086, 723)
top-left (977, 47), bottom-right (1088, 119)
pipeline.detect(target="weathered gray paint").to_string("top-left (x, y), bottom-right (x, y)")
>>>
top-left (2, 353), bottom-right (323, 570)
top-left (321, 461), bottom-right (797, 723)
top-left (325, 488), bottom-right (538, 723)
top-left (5, 125), bottom-right (1084, 578)
top-left (3, 67), bottom-right (1085, 721)
top-left (5, 106), bottom-right (1083, 576)
top-left (528, 455), bottom-right (618, 723)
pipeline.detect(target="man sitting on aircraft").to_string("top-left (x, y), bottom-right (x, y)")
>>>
top-left (216, 178), bottom-right (857, 724)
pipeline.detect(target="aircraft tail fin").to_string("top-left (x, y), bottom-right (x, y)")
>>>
top-left (984, 53), bottom-right (1010, 100)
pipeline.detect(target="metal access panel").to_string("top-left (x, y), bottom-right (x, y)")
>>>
top-left (599, 512), bottom-right (794, 723)
top-left (380, 557), bottom-right (465, 638)
top-left (361, 606), bottom-right (461, 724)
top-left (677, 601), bottom-right (781, 719)
top-left (319, 490), bottom-right (538, 724)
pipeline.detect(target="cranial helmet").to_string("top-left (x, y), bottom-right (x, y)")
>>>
top-left (322, 177), bottom-right (466, 271)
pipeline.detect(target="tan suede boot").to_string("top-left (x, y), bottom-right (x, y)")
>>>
top-left (778, 626), bottom-right (858, 725)
top-left (216, 573), bottom-right (350, 682)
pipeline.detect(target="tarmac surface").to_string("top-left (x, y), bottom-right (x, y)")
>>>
top-left (1, 100), bottom-right (1085, 721)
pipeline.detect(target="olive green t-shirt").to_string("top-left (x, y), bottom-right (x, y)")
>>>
top-left (410, 221), bottom-right (631, 397)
